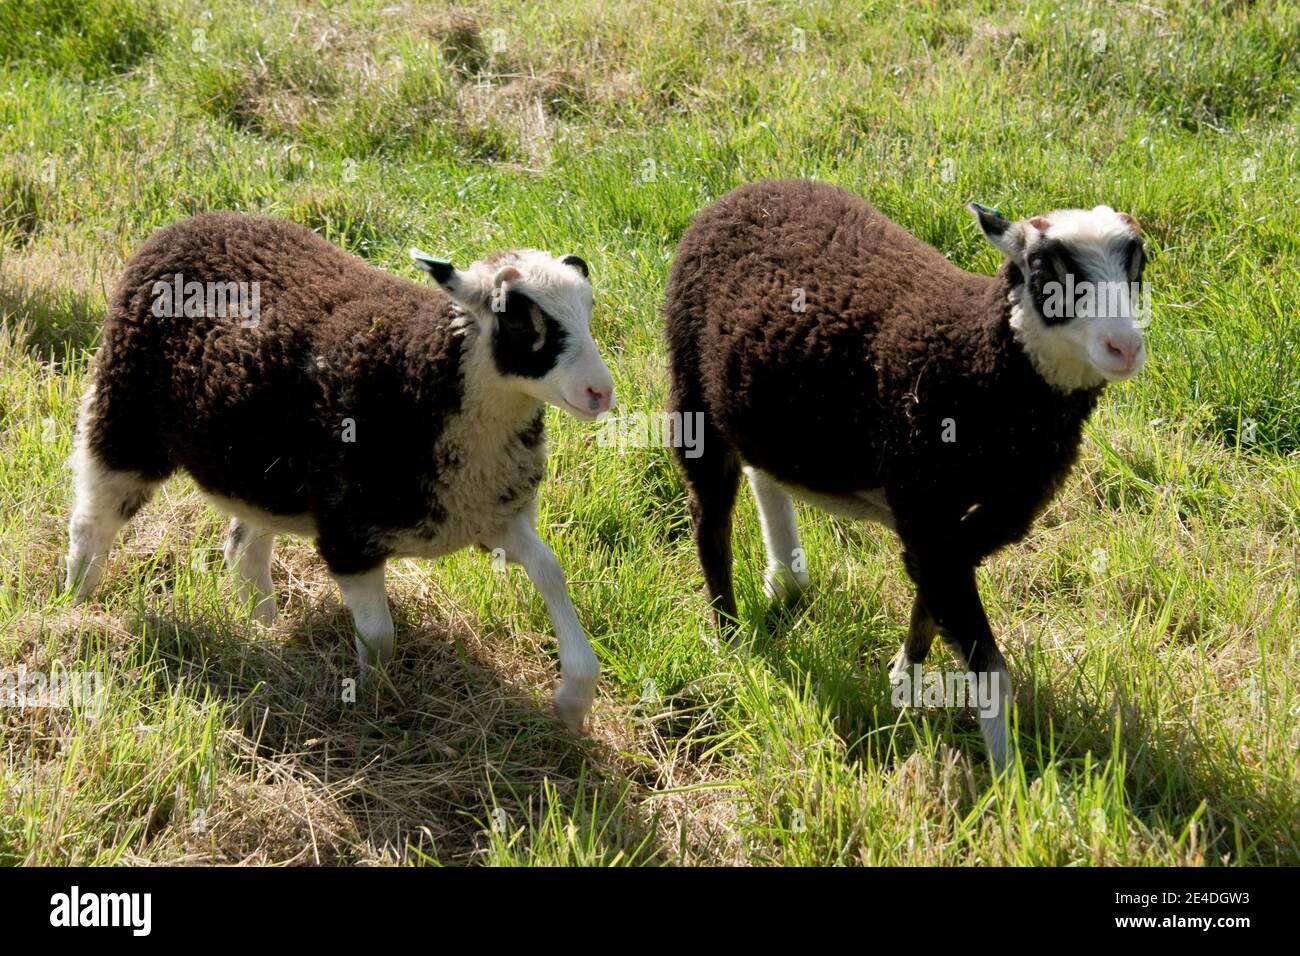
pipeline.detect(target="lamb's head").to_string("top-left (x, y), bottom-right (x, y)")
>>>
top-left (970, 203), bottom-right (1149, 392)
top-left (411, 247), bottom-right (615, 420)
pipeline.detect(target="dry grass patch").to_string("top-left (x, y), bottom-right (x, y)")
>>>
top-left (2, 481), bottom-right (739, 864)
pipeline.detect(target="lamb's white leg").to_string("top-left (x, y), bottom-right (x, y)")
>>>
top-left (493, 515), bottom-right (599, 732)
top-left (64, 444), bottom-right (156, 601)
top-left (332, 564), bottom-right (394, 679)
top-left (223, 518), bottom-right (277, 626)
top-left (745, 466), bottom-right (810, 601)
top-left (978, 656), bottom-right (1016, 775)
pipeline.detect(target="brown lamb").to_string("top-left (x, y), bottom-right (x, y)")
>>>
top-left (664, 178), bottom-right (1148, 769)
top-left (65, 211), bottom-right (615, 730)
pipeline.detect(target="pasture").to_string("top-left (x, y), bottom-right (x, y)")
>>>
top-left (0, 0), bottom-right (1296, 865)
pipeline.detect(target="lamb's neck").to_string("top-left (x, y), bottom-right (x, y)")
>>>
top-left (464, 379), bottom-right (546, 436)
top-left (455, 331), bottom-right (547, 440)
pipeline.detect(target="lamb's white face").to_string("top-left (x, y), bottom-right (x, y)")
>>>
top-left (971, 204), bottom-right (1149, 392)
top-left (411, 248), bottom-right (615, 420)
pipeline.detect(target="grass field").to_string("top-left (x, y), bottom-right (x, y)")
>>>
top-left (0, 0), bottom-right (1297, 865)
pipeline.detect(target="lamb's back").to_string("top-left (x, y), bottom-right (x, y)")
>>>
top-left (92, 212), bottom-right (462, 517)
top-left (108, 212), bottom-right (441, 343)
top-left (665, 179), bottom-right (990, 491)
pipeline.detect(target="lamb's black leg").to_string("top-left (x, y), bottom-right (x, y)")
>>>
top-left (674, 435), bottom-right (742, 637)
top-left (903, 552), bottom-right (1015, 772)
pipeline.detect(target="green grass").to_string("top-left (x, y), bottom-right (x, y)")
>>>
top-left (1, 0), bottom-right (1297, 865)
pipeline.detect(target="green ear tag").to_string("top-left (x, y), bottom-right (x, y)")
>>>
top-left (409, 247), bottom-right (454, 268)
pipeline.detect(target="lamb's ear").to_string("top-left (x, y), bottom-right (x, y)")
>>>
top-left (493, 265), bottom-right (522, 287)
top-left (560, 254), bottom-right (589, 279)
top-left (968, 203), bottom-right (1027, 259)
top-left (410, 248), bottom-right (488, 308)
top-left (1117, 212), bottom-right (1142, 234)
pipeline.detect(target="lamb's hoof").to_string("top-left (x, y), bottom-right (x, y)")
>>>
top-left (981, 716), bottom-right (1016, 777)
top-left (251, 596), bottom-right (278, 627)
top-left (553, 678), bottom-right (595, 732)
top-left (979, 677), bottom-right (1016, 776)
top-left (353, 656), bottom-right (389, 691)
top-left (715, 621), bottom-right (751, 657)
top-left (764, 565), bottom-right (810, 604)
top-left (888, 650), bottom-right (918, 710)
top-left (64, 558), bottom-right (96, 603)
top-left (887, 649), bottom-right (910, 687)
top-left (353, 632), bottom-right (395, 686)
top-left (65, 578), bottom-right (92, 604)
top-left (724, 633), bottom-right (753, 658)
top-left (235, 584), bottom-right (278, 627)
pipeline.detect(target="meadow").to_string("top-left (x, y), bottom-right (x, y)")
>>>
top-left (0, 0), bottom-right (1296, 865)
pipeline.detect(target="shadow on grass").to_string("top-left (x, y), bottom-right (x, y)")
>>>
top-left (745, 587), bottom-right (904, 748)
top-left (119, 601), bottom-right (666, 866)
top-left (1015, 667), bottom-right (1300, 865)
top-left (743, 587), bottom-right (1298, 864)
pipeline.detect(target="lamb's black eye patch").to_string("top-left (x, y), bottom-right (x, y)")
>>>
top-left (1027, 239), bottom-right (1090, 326)
top-left (1126, 238), bottom-right (1146, 281)
top-left (492, 290), bottom-right (568, 379)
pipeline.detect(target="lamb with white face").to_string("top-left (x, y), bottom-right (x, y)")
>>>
top-left (411, 248), bottom-right (615, 419)
top-left (971, 203), bottom-right (1149, 392)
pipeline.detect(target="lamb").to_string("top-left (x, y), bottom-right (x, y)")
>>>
top-left (663, 179), bottom-right (1148, 769)
top-left (64, 211), bottom-right (615, 730)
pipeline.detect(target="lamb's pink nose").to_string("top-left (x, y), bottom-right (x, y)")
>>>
top-left (1105, 338), bottom-right (1140, 364)
top-left (585, 386), bottom-right (613, 414)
